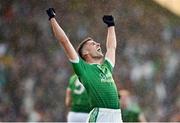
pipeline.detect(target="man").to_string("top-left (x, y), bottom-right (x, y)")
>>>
top-left (65, 74), bottom-right (92, 122)
top-left (120, 90), bottom-right (147, 122)
top-left (46, 8), bottom-right (122, 122)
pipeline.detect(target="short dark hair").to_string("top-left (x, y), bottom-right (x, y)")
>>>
top-left (77, 37), bottom-right (92, 60)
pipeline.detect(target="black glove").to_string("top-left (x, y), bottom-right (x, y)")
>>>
top-left (103, 15), bottom-right (115, 27)
top-left (46, 8), bottom-right (56, 20)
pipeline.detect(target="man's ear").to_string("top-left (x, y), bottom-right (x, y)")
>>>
top-left (82, 50), bottom-right (89, 59)
top-left (82, 50), bottom-right (88, 56)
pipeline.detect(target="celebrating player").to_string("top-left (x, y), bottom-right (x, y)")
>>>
top-left (65, 74), bottom-right (92, 122)
top-left (46, 8), bottom-right (123, 122)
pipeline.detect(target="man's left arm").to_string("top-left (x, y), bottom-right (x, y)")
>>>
top-left (103, 15), bottom-right (116, 66)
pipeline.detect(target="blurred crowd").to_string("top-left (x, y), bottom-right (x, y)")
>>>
top-left (0, 0), bottom-right (179, 122)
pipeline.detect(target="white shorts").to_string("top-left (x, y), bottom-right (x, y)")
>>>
top-left (86, 108), bottom-right (123, 123)
top-left (67, 111), bottom-right (89, 122)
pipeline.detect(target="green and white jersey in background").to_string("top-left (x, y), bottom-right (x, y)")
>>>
top-left (122, 109), bottom-right (140, 122)
top-left (71, 58), bottom-right (120, 109)
top-left (67, 74), bottom-right (92, 113)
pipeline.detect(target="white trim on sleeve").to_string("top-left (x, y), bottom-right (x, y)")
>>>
top-left (105, 57), bottom-right (115, 68)
top-left (67, 88), bottom-right (71, 91)
top-left (69, 57), bottom-right (79, 63)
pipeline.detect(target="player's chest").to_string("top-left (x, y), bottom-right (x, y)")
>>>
top-left (91, 65), bottom-right (113, 83)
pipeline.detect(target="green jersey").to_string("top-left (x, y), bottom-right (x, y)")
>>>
top-left (68, 74), bottom-right (92, 113)
top-left (71, 58), bottom-right (120, 109)
top-left (122, 109), bottom-right (140, 122)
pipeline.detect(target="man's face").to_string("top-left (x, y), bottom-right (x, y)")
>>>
top-left (83, 40), bottom-right (104, 59)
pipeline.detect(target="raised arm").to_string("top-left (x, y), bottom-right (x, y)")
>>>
top-left (103, 15), bottom-right (116, 66)
top-left (46, 8), bottom-right (79, 62)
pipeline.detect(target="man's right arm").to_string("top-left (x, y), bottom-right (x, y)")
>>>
top-left (46, 8), bottom-right (79, 62)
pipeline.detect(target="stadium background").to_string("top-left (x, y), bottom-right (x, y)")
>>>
top-left (0, 0), bottom-right (179, 122)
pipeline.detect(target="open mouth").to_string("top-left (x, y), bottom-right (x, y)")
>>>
top-left (97, 48), bottom-right (101, 52)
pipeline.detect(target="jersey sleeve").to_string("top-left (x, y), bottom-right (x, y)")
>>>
top-left (70, 58), bottom-right (87, 76)
top-left (103, 57), bottom-right (114, 73)
top-left (67, 75), bottom-right (76, 91)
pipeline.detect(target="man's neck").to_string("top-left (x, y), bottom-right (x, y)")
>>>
top-left (86, 57), bottom-right (103, 64)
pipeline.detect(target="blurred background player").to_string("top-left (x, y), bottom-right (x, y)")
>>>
top-left (65, 74), bottom-right (92, 122)
top-left (120, 89), bottom-right (147, 122)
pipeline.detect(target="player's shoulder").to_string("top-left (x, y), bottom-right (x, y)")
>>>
top-left (104, 57), bottom-right (114, 67)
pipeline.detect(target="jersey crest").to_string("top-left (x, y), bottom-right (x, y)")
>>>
top-left (97, 65), bottom-right (114, 83)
